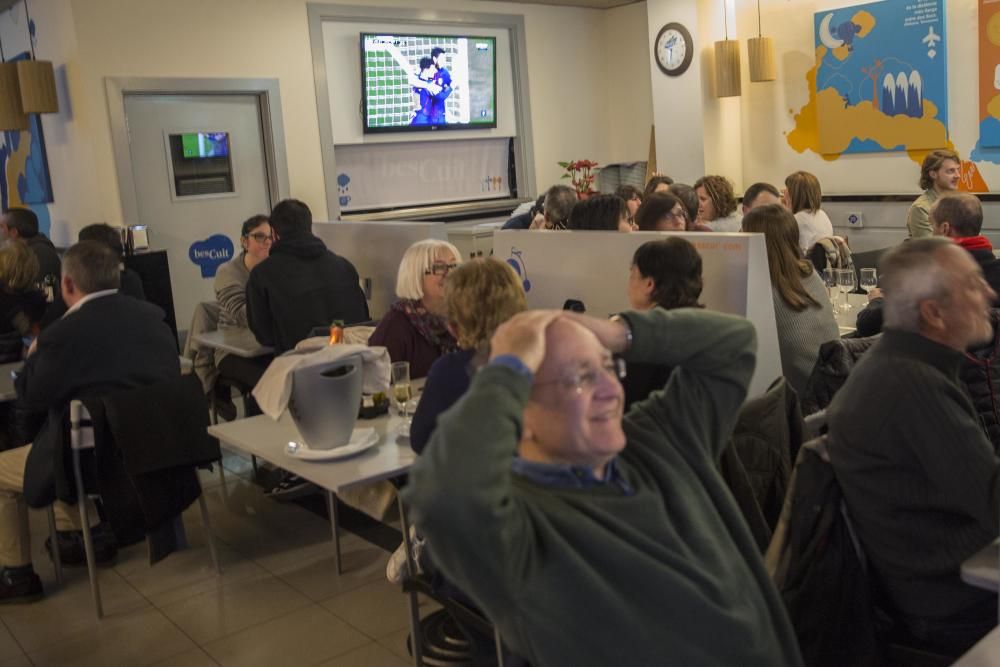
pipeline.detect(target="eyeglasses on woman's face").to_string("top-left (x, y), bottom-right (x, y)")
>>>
top-left (246, 232), bottom-right (273, 244)
top-left (425, 262), bottom-right (458, 277)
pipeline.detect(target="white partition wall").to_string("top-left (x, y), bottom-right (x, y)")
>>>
top-left (493, 230), bottom-right (782, 398)
top-left (313, 220), bottom-right (447, 320)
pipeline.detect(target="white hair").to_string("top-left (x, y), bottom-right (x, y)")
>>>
top-left (395, 239), bottom-right (462, 300)
top-left (881, 237), bottom-right (953, 332)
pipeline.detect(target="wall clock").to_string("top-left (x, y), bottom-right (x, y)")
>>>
top-left (654, 22), bottom-right (694, 77)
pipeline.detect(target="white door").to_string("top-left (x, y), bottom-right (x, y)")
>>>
top-left (123, 94), bottom-right (273, 336)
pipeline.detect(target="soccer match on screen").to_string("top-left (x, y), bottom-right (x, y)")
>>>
top-left (361, 33), bottom-right (497, 133)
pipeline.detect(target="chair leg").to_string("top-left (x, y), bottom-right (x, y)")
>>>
top-left (46, 507), bottom-right (62, 587)
top-left (494, 627), bottom-right (505, 666)
top-left (78, 500), bottom-right (102, 619)
top-left (397, 492), bottom-right (423, 667)
top-left (196, 484), bottom-right (221, 576)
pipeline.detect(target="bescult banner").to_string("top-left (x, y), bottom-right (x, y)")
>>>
top-left (334, 137), bottom-right (510, 212)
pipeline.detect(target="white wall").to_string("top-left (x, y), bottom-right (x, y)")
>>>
top-left (36, 0), bottom-right (654, 234)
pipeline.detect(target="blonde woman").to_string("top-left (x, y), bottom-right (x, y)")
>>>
top-left (410, 258), bottom-right (527, 453)
top-left (784, 171), bottom-right (833, 254)
top-left (0, 240), bottom-right (45, 362)
top-left (368, 239), bottom-right (463, 378)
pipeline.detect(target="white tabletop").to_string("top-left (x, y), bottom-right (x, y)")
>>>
top-left (961, 539), bottom-right (999, 592)
top-left (192, 329), bottom-right (273, 358)
top-left (208, 411), bottom-right (417, 494)
top-left (954, 626), bottom-right (1000, 666)
top-left (832, 292), bottom-right (871, 334)
top-left (0, 362), bottom-right (21, 402)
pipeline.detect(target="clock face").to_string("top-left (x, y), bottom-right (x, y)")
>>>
top-left (655, 23), bottom-right (693, 77)
top-left (658, 30), bottom-right (686, 69)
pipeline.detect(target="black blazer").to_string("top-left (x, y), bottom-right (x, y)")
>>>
top-left (17, 293), bottom-right (179, 506)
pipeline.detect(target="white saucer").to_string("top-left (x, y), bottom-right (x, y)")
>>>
top-left (285, 428), bottom-right (379, 461)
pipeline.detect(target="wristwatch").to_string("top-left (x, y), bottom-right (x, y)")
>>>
top-left (609, 314), bottom-right (633, 352)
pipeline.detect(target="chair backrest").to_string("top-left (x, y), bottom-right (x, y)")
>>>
top-left (801, 334), bottom-right (880, 416)
top-left (766, 435), bottom-right (883, 666)
top-left (183, 301), bottom-right (222, 393)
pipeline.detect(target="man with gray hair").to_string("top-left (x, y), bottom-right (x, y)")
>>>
top-left (529, 184), bottom-right (577, 230)
top-left (829, 237), bottom-right (1000, 655)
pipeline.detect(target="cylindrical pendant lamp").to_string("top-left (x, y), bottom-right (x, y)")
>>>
top-left (0, 62), bottom-right (27, 131)
top-left (748, 36), bottom-right (776, 82)
top-left (17, 59), bottom-right (56, 113)
top-left (748, 0), bottom-right (776, 83)
top-left (715, 39), bottom-right (742, 97)
top-left (17, 0), bottom-right (57, 114)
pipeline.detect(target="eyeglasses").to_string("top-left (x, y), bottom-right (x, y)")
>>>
top-left (425, 262), bottom-right (458, 277)
top-left (535, 357), bottom-right (627, 395)
top-left (246, 232), bottom-right (273, 243)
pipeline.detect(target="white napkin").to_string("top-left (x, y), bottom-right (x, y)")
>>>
top-left (252, 343), bottom-right (391, 420)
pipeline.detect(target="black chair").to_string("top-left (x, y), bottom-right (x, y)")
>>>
top-left (47, 374), bottom-right (222, 618)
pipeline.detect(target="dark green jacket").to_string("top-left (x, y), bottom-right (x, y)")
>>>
top-left (404, 308), bottom-right (803, 666)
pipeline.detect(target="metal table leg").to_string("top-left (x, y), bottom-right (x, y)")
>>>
top-left (326, 491), bottom-right (342, 575)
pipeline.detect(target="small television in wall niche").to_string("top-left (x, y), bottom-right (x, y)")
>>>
top-left (180, 132), bottom-right (230, 159)
top-left (360, 33), bottom-right (497, 134)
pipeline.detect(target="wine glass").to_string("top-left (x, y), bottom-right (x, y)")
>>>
top-left (859, 268), bottom-right (877, 295)
top-left (836, 268), bottom-right (856, 312)
top-left (822, 268), bottom-right (840, 315)
top-left (390, 361), bottom-right (411, 415)
top-left (398, 397), bottom-right (420, 438)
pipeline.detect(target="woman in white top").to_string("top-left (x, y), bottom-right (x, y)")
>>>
top-left (694, 175), bottom-right (742, 232)
top-left (784, 171), bottom-right (833, 255)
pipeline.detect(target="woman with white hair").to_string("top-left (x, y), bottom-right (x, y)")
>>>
top-left (368, 239), bottom-right (462, 378)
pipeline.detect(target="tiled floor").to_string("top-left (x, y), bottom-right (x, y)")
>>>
top-left (0, 453), bottom-right (432, 666)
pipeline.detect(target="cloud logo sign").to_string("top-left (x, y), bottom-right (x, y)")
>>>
top-left (189, 234), bottom-right (234, 278)
top-left (506, 247), bottom-right (531, 293)
top-left (337, 173), bottom-right (351, 207)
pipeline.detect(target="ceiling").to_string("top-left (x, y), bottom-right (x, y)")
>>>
top-left (476, 0), bottom-right (643, 9)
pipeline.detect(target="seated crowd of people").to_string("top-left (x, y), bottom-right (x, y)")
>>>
top-left (0, 145), bottom-right (995, 665)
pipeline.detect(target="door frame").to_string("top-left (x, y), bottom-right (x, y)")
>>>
top-left (105, 77), bottom-right (290, 224)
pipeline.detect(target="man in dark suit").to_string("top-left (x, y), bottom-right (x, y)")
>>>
top-left (0, 241), bottom-right (178, 603)
top-left (246, 199), bottom-right (369, 354)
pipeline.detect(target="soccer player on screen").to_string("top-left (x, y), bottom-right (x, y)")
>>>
top-left (427, 47), bottom-right (453, 124)
top-left (411, 57), bottom-right (437, 125)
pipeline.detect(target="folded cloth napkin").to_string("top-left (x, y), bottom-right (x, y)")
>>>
top-left (252, 344), bottom-right (390, 420)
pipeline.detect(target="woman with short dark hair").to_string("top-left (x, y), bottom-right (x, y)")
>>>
top-left (634, 193), bottom-right (689, 232)
top-left (567, 195), bottom-right (631, 232)
top-left (621, 238), bottom-right (704, 408)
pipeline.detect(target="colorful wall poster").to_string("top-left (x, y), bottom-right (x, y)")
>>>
top-left (812, 0), bottom-right (948, 155)
top-left (973, 0), bottom-right (1000, 163)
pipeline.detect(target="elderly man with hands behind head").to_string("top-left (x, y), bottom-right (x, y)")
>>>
top-left (404, 305), bottom-right (803, 666)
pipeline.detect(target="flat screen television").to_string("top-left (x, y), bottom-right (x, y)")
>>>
top-left (181, 132), bottom-right (229, 159)
top-left (360, 33), bottom-right (497, 134)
